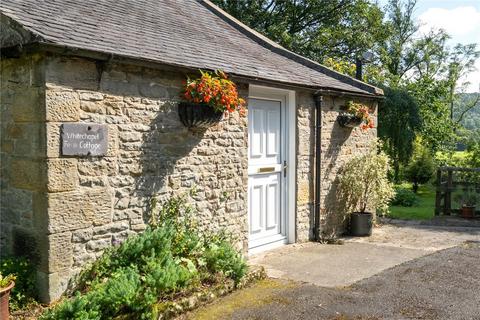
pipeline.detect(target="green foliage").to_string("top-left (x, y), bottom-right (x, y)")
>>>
top-left (338, 141), bottom-right (395, 215)
top-left (0, 256), bottom-right (37, 311)
top-left (42, 195), bottom-right (247, 320)
top-left (466, 141), bottom-right (480, 169)
top-left (405, 144), bottom-right (435, 193)
top-left (204, 238), bottom-right (247, 283)
top-left (379, 87), bottom-right (422, 182)
top-left (391, 186), bottom-right (418, 207)
top-left (453, 188), bottom-right (480, 207)
top-left (455, 93), bottom-right (480, 137)
top-left (0, 272), bottom-right (15, 288)
top-left (388, 184), bottom-right (435, 220)
top-left (210, 0), bottom-right (389, 67)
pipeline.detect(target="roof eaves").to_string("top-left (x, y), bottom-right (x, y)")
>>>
top-left (199, 0), bottom-right (383, 97)
top-left (0, 11), bottom-right (48, 47)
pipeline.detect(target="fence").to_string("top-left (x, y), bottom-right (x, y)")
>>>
top-left (435, 166), bottom-right (480, 216)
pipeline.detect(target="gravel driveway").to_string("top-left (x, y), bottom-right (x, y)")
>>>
top-left (189, 242), bottom-right (480, 320)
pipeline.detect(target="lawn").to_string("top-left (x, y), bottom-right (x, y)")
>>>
top-left (387, 183), bottom-right (436, 220)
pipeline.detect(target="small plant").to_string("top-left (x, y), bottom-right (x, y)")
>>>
top-left (183, 70), bottom-right (246, 114)
top-left (0, 256), bottom-right (37, 310)
top-left (391, 187), bottom-right (418, 207)
top-left (345, 101), bottom-right (374, 130)
top-left (338, 140), bottom-right (395, 215)
top-left (455, 189), bottom-right (479, 207)
top-left (42, 195), bottom-right (247, 320)
top-left (0, 273), bottom-right (15, 288)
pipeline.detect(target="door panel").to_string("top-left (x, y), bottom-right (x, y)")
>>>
top-left (248, 98), bottom-right (286, 250)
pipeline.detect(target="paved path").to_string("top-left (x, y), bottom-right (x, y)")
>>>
top-left (248, 222), bottom-right (480, 287)
top-left (186, 221), bottom-right (480, 319)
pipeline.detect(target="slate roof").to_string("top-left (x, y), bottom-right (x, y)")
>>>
top-left (0, 0), bottom-right (382, 96)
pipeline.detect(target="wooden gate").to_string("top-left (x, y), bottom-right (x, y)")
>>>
top-left (435, 167), bottom-right (480, 216)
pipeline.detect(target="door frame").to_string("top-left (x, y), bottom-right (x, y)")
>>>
top-left (248, 85), bottom-right (296, 253)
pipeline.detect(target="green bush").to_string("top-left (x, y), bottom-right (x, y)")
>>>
top-left (406, 148), bottom-right (435, 193)
top-left (338, 140), bottom-right (395, 215)
top-left (0, 256), bottom-right (37, 310)
top-left (391, 187), bottom-right (418, 207)
top-left (42, 195), bottom-right (247, 320)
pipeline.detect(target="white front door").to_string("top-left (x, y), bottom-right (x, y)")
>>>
top-left (248, 98), bottom-right (287, 251)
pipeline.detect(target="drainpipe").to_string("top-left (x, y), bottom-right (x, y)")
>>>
top-left (313, 94), bottom-right (323, 241)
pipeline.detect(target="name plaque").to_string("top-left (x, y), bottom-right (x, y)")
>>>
top-left (61, 123), bottom-right (108, 156)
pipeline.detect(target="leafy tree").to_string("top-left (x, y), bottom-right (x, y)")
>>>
top-left (446, 44), bottom-right (480, 121)
top-left (405, 143), bottom-right (435, 193)
top-left (379, 87), bottom-right (421, 182)
top-left (211, 0), bottom-right (389, 66)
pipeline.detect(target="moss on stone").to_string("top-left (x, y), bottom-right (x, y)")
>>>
top-left (189, 279), bottom-right (298, 320)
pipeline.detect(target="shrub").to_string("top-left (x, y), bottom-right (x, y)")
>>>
top-left (42, 195), bottom-right (247, 320)
top-left (391, 187), bottom-right (418, 207)
top-left (0, 256), bottom-right (37, 310)
top-left (338, 140), bottom-right (395, 215)
top-left (405, 148), bottom-right (435, 193)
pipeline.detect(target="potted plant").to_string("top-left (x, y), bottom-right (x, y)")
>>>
top-left (338, 101), bottom-right (374, 130)
top-left (338, 141), bottom-right (395, 236)
top-left (455, 189), bottom-right (478, 219)
top-left (179, 70), bottom-right (246, 128)
top-left (0, 272), bottom-right (16, 319)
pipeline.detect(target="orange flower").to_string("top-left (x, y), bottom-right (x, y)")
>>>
top-left (183, 69), bottom-right (245, 114)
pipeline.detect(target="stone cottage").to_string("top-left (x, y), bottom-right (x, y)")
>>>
top-left (0, 0), bottom-right (383, 302)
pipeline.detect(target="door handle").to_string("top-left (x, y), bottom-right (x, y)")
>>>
top-left (283, 161), bottom-right (287, 178)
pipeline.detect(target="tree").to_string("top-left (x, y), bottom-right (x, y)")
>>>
top-left (405, 144), bottom-right (435, 193)
top-left (211, 0), bottom-right (389, 66)
top-left (379, 87), bottom-right (421, 182)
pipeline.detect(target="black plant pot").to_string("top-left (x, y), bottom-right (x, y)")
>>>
top-left (178, 102), bottom-right (223, 128)
top-left (350, 212), bottom-right (373, 237)
top-left (338, 113), bottom-right (363, 128)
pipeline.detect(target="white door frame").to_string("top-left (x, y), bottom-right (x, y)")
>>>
top-left (248, 85), bottom-right (296, 254)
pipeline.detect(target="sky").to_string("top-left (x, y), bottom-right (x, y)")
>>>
top-left (379, 0), bottom-right (480, 92)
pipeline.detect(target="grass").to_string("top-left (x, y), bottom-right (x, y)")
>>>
top-left (435, 150), bottom-right (470, 165)
top-left (387, 183), bottom-right (436, 220)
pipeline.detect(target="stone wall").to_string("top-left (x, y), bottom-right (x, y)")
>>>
top-left (39, 55), bottom-right (249, 301)
top-left (295, 91), bottom-right (316, 242)
top-left (295, 93), bottom-right (378, 240)
top-left (0, 54), bottom-right (47, 265)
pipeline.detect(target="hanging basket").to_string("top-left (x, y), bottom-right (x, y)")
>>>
top-left (178, 102), bottom-right (223, 128)
top-left (337, 113), bottom-right (363, 128)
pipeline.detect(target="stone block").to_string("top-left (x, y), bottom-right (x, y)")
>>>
top-left (77, 157), bottom-right (117, 177)
top-left (72, 228), bottom-right (93, 243)
top-left (79, 91), bottom-right (104, 101)
top-left (46, 90), bottom-right (80, 122)
top-left (47, 159), bottom-right (78, 192)
top-left (46, 188), bottom-right (113, 233)
top-left (107, 125), bottom-right (119, 157)
top-left (10, 158), bottom-right (46, 190)
top-left (36, 269), bottom-right (71, 303)
top-left (37, 231), bottom-right (73, 273)
top-left (45, 57), bottom-right (98, 90)
top-left (86, 238), bottom-right (111, 251)
top-left (46, 122), bottom-right (61, 158)
top-left (11, 88), bottom-right (45, 122)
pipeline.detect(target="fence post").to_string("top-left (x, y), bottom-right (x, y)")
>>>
top-left (435, 168), bottom-right (442, 216)
top-left (445, 169), bottom-right (453, 216)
